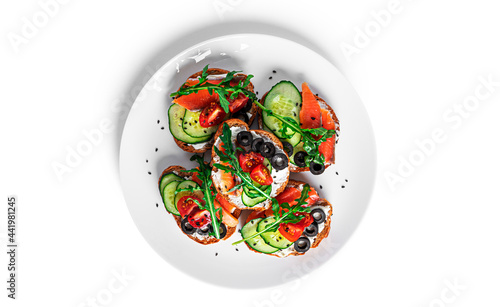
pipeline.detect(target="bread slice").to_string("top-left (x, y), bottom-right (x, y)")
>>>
top-left (159, 165), bottom-right (241, 245)
top-left (171, 68), bottom-right (258, 153)
top-left (210, 119), bottom-right (290, 211)
top-left (243, 179), bottom-right (333, 257)
top-left (257, 92), bottom-right (340, 172)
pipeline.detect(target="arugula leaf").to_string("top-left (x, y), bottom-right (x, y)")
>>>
top-left (182, 154), bottom-right (223, 239)
top-left (213, 123), bottom-right (272, 200)
top-left (170, 64), bottom-right (257, 113)
top-left (254, 100), bottom-right (336, 168)
top-left (232, 185), bottom-right (312, 245)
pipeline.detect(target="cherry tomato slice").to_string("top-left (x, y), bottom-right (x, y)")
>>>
top-left (177, 196), bottom-right (203, 217)
top-left (199, 102), bottom-right (227, 128)
top-left (294, 212), bottom-right (314, 229)
top-left (228, 93), bottom-right (250, 113)
top-left (250, 164), bottom-right (273, 186)
top-left (187, 207), bottom-right (211, 228)
top-left (278, 223), bottom-right (304, 242)
top-left (238, 151), bottom-right (265, 172)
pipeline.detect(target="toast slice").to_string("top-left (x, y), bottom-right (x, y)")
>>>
top-left (159, 165), bottom-right (241, 245)
top-left (257, 91), bottom-right (340, 173)
top-left (243, 179), bottom-right (333, 257)
top-left (170, 68), bottom-right (258, 153)
top-left (210, 119), bottom-right (290, 211)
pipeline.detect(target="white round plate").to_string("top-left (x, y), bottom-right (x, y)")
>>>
top-left (119, 34), bottom-right (376, 288)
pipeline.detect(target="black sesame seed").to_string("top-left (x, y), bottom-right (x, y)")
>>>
top-left (146, 159), bottom-right (148, 163)
top-left (148, 172), bottom-right (151, 175)
top-left (253, 243), bottom-right (257, 246)
top-left (341, 185), bottom-right (345, 188)
top-left (345, 179), bottom-right (348, 182)
top-left (189, 123), bottom-right (192, 126)
top-left (336, 172), bottom-right (339, 175)
top-left (184, 122), bottom-right (187, 125)
top-left (295, 103), bottom-right (298, 106)
top-left (320, 185), bottom-right (323, 189)
top-left (155, 148), bottom-right (158, 152)
top-left (194, 120), bottom-right (198, 123)
top-left (311, 117), bottom-right (316, 120)
top-left (256, 91), bottom-right (259, 95)
top-left (300, 103), bottom-right (302, 107)
top-left (215, 252), bottom-right (218, 256)
top-left (204, 130), bottom-right (207, 133)
top-left (269, 76), bottom-right (272, 79)
top-left (161, 127), bottom-right (164, 130)
top-left (157, 120), bottom-right (160, 124)
top-left (156, 203), bottom-right (158, 207)
top-left (293, 112), bottom-right (297, 116)
top-left (235, 248), bottom-right (239, 251)
top-left (273, 70), bottom-right (276, 73)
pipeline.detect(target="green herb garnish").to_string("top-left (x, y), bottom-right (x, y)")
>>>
top-left (170, 65), bottom-right (257, 113)
top-left (254, 100), bottom-right (336, 166)
top-left (183, 155), bottom-right (223, 239)
top-left (213, 123), bottom-right (275, 202)
top-left (232, 184), bottom-right (312, 245)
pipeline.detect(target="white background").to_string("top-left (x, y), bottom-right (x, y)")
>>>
top-left (1, 0), bottom-right (499, 306)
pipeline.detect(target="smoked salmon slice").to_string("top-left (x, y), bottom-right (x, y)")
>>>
top-left (299, 82), bottom-right (321, 129)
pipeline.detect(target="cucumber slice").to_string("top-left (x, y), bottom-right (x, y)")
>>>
top-left (262, 81), bottom-right (301, 138)
top-left (168, 104), bottom-right (211, 144)
top-left (258, 217), bottom-right (293, 249)
top-left (241, 185), bottom-right (271, 207)
top-left (263, 122), bottom-right (301, 147)
top-left (173, 180), bottom-right (204, 212)
top-left (182, 109), bottom-right (218, 138)
top-left (162, 181), bottom-right (181, 215)
top-left (240, 218), bottom-right (279, 254)
top-left (263, 158), bottom-right (272, 173)
top-left (159, 173), bottom-right (183, 196)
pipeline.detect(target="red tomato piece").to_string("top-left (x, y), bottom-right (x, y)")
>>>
top-left (199, 102), bottom-right (227, 128)
top-left (278, 223), bottom-right (304, 242)
top-left (177, 196), bottom-right (203, 217)
top-left (250, 164), bottom-right (273, 186)
top-left (238, 151), bottom-right (265, 172)
top-left (187, 207), bottom-right (211, 228)
top-left (228, 93), bottom-right (249, 113)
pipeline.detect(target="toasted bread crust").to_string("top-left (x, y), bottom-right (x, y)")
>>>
top-left (210, 119), bottom-right (290, 211)
top-left (243, 179), bottom-right (333, 257)
top-left (171, 68), bottom-right (257, 153)
top-left (257, 92), bottom-right (339, 172)
top-left (159, 165), bottom-right (240, 244)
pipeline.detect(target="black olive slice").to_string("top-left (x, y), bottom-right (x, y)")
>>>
top-left (181, 217), bottom-right (196, 235)
top-left (218, 223), bottom-right (228, 239)
top-left (236, 131), bottom-right (253, 147)
top-left (311, 208), bottom-right (326, 224)
top-left (197, 224), bottom-right (211, 236)
top-left (293, 237), bottom-right (311, 253)
top-left (303, 222), bottom-right (318, 237)
top-left (241, 100), bottom-right (253, 112)
top-left (281, 142), bottom-right (293, 157)
top-left (259, 142), bottom-right (275, 158)
top-left (310, 162), bottom-right (325, 175)
top-left (271, 153), bottom-right (288, 170)
top-left (251, 138), bottom-right (264, 152)
top-left (234, 112), bottom-right (249, 124)
top-left (294, 151), bottom-right (307, 167)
